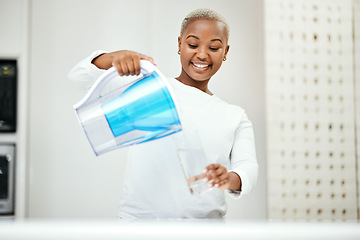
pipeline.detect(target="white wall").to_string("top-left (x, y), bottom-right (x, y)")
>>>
top-left (27, 0), bottom-right (266, 219)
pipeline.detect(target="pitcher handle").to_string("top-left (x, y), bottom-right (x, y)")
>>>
top-left (74, 60), bottom-right (156, 108)
top-left (95, 59), bottom-right (156, 97)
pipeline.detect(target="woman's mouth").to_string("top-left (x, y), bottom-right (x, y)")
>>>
top-left (191, 62), bottom-right (211, 70)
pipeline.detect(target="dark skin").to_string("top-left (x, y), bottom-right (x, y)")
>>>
top-left (176, 19), bottom-right (229, 95)
top-left (92, 19), bottom-right (241, 192)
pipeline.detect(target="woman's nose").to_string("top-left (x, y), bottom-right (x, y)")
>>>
top-left (196, 47), bottom-right (208, 59)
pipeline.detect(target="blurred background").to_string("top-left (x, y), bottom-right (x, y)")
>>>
top-left (0, 0), bottom-right (358, 221)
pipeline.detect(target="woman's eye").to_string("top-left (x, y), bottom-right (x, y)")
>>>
top-left (210, 47), bottom-right (219, 51)
top-left (188, 44), bottom-right (197, 48)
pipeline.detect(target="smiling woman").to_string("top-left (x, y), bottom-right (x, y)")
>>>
top-left (176, 8), bottom-right (230, 94)
top-left (177, 18), bottom-right (230, 94)
top-left (68, 8), bottom-right (258, 220)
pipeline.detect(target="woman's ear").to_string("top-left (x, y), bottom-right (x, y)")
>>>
top-left (224, 44), bottom-right (230, 58)
top-left (178, 36), bottom-right (182, 53)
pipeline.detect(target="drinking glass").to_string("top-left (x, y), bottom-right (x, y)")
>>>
top-left (174, 129), bottom-right (213, 194)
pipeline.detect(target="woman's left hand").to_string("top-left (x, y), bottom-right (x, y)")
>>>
top-left (204, 164), bottom-right (241, 191)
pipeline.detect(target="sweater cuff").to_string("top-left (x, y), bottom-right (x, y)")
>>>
top-left (226, 169), bottom-right (250, 199)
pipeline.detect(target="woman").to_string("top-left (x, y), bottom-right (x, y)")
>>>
top-left (69, 8), bottom-right (258, 220)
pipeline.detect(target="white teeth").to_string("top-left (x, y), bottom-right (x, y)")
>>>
top-left (193, 63), bottom-right (209, 68)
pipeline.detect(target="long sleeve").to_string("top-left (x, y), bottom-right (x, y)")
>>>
top-left (68, 50), bottom-right (108, 92)
top-left (228, 112), bottom-right (258, 198)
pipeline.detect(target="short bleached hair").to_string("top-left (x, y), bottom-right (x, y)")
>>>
top-left (180, 8), bottom-right (230, 42)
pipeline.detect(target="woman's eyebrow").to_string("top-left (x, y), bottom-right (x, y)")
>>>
top-left (186, 35), bottom-right (199, 40)
top-left (211, 39), bottom-right (223, 44)
top-left (186, 35), bottom-right (223, 44)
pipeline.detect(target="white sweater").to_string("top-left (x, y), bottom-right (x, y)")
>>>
top-left (68, 51), bottom-right (258, 219)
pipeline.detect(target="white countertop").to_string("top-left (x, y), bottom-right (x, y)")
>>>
top-left (0, 219), bottom-right (359, 240)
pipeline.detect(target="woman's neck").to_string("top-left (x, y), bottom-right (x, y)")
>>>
top-left (176, 72), bottom-right (213, 95)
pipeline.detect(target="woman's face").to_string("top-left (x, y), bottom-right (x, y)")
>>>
top-left (178, 19), bottom-right (229, 84)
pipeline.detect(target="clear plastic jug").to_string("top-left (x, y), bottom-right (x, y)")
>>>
top-left (74, 60), bottom-right (182, 156)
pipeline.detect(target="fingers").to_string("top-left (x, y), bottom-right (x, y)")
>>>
top-left (112, 52), bottom-right (139, 76)
top-left (204, 164), bottom-right (230, 190)
top-left (119, 61), bottom-right (130, 76)
top-left (111, 50), bottom-right (155, 76)
top-left (187, 173), bottom-right (206, 185)
top-left (112, 60), bottom-right (123, 76)
top-left (139, 54), bottom-right (156, 66)
top-left (132, 58), bottom-right (141, 76)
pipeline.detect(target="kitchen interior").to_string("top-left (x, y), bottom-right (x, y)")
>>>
top-left (0, 0), bottom-right (359, 239)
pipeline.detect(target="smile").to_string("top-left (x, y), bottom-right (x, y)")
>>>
top-left (191, 62), bottom-right (211, 69)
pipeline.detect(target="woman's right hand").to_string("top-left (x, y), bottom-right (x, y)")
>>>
top-left (92, 50), bottom-right (156, 76)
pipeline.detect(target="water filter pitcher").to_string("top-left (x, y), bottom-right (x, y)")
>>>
top-left (74, 60), bottom-right (182, 156)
